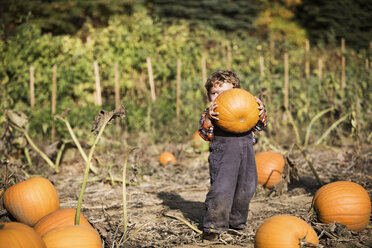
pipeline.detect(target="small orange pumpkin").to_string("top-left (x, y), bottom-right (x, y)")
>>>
top-left (0, 222), bottom-right (46, 248)
top-left (42, 225), bottom-right (101, 248)
top-left (254, 215), bottom-right (319, 248)
top-left (312, 181), bottom-right (371, 232)
top-left (255, 151), bottom-right (285, 188)
top-left (191, 131), bottom-right (204, 149)
top-left (159, 152), bottom-right (176, 165)
top-left (3, 177), bottom-right (60, 226)
top-left (34, 208), bottom-right (93, 237)
top-left (214, 88), bottom-right (259, 133)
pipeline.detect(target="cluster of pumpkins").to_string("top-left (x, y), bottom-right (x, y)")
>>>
top-left (1, 177), bottom-right (101, 248)
top-left (159, 88), bottom-right (371, 247)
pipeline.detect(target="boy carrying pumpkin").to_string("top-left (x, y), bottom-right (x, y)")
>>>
top-left (199, 70), bottom-right (267, 241)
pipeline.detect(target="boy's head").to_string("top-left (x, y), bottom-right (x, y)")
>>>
top-left (205, 70), bottom-right (240, 102)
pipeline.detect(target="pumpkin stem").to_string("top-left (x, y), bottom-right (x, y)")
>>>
top-left (299, 240), bottom-right (324, 248)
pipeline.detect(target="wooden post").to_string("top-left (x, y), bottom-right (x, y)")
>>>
top-left (176, 59), bottom-right (181, 120)
top-left (30, 66), bottom-right (35, 108)
top-left (305, 39), bottom-right (310, 77)
top-left (227, 43), bottom-right (232, 70)
top-left (270, 38), bottom-right (275, 72)
top-left (94, 61), bottom-right (102, 106)
top-left (318, 58), bottom-right (323, 80)
top-left (259, 55), bottom-right (265, 77)
top-left (366, 58), bottom-right (369, 71)
top-left (341, 38), bottom-right (346, 92)
top-left (202, 53), bottom-right (207, 85)
top-left (51, 64), bottom-right (57, 142)
top-left (114, 62), bottom-right (120, 108)
top-left (284, 52), bottom-right (289, 109)
top-left (146, 57), bottom-right (156, 102)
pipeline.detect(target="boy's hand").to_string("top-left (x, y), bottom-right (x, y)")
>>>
top-left (255, 96), bottom-right (267, 125)
top-left (208, 101), bottom-right (219, 121)
top-left (255, 96), bottom-right (265, 116)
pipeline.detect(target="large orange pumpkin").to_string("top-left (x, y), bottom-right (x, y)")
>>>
top-left (159, 152), bottom-right (176, 165)
top-left (254, 215), bottom-right (319, 248)
top-left (312, 181), bottom-right (371, 232)
top-left (34, 208), bottom-right (93, 237)
top-left (3, 177), bottom-right (60, 226)
top-left (42, 225), bottom-right (101, 248)
top-left (214, 88), bottom-right (259, 133)
top-left (255, 151), bottom-right (285, 188)
top-left (0, 222), bottom-right (46, 248)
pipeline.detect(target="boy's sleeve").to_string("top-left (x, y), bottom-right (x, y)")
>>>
top-left (253, 108), bottom-right (268, 132)
top-left (198, 108), bottom-right (214, 141)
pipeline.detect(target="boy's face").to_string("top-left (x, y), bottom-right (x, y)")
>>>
top-left (209, 82), bottom-right (233, 102)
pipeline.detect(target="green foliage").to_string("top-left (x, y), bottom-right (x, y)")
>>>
top-left (1, 5), bottom-right (371, 147)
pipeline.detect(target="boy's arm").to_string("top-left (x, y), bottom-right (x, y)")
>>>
top-left (198, 108), bottom-right (214, 141)
top-left (254, 97), bottom-right (268, 131)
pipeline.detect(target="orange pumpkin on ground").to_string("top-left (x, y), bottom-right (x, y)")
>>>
top-left (42, 225), bottom-right (101, 248)
top-left (3, 177), bottom-right (60, 226)
top-left (159, 152), bottom-right (176, 165)
top-left (254, 215), bottom-right (319, 248)
top-left (312, 181), bottom-right (371, 232)
top-left (0, 222), bottom-right (46, 248)
top-left (255, 151), bottom-right (285, 188)
top-left (214, 88), bottom-right (259, 133)
top-left (191, 131), bottom-right (204, 149)
top-left (34, 208), bottom-right (93, 237)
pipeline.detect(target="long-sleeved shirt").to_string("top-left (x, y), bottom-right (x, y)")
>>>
top-left (198, 107), bottom-right (268, 141)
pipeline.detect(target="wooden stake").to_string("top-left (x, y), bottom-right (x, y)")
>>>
top-left (115, 62), bottom-right (120, 108)
top-left (318, 58), bottom-right (323, 80)
top-left (305, 39), bottom-right (310, 77)
top-left (341, 55), bottom-right (346, 91)
top-left (341, 38), bottom-right (346, 91)
top-left (51, 64), bottom-right (57, 142)
top-left (146, 57), bottom-right (156, 102)
top-left (202, 53), bottom-right (207, 85)
top-left (259, 55), bottom-right (265, 77)
top-left (270, 38), bottom-right (275, 72)
top-left (284, 52), bottom-right (289, 109)
top-left (176, 59), bottom-right (181, 120)
top-left (94, 61), bottom-right (102, 106)
top-left (30, 66), bottom-right (35, 108)
top-left (366, 58), bottom-right (370, 71)
top-left (227, 43), bottom-right (232, 70)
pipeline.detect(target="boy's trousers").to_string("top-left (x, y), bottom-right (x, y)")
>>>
top-left (203, 131), bottom-right (257, 232)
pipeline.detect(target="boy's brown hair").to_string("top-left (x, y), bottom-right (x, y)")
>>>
top-left (204, 70), bottom-right (241, 94)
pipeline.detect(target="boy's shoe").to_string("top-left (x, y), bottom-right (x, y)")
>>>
top-left (229, 224), bottom-right (246, 230)
top-left (202, 231), bottom-right (219, 242)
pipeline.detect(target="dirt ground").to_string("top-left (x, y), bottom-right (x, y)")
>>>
top-left (1, 137), bottom-right (371, 248)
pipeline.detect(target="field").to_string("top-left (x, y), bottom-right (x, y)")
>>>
top-left (1, 127), bottom-right (371, 248)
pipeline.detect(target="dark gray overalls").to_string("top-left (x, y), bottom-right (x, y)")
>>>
top-left (203, 126), bottom-right (257, 232)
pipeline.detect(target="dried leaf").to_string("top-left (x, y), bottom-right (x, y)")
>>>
top-left (6, 110), bottom-right (28, 129)
top-left (91, 105), bottom-right (126, 135)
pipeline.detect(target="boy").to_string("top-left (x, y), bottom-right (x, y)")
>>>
top-left (199, 70), bottom-right (267, 241)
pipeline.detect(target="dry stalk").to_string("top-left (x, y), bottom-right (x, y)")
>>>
top-left (163, 212), bottom-right (202, 234)
top-left (295, 144), bottom-right (323, 186)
